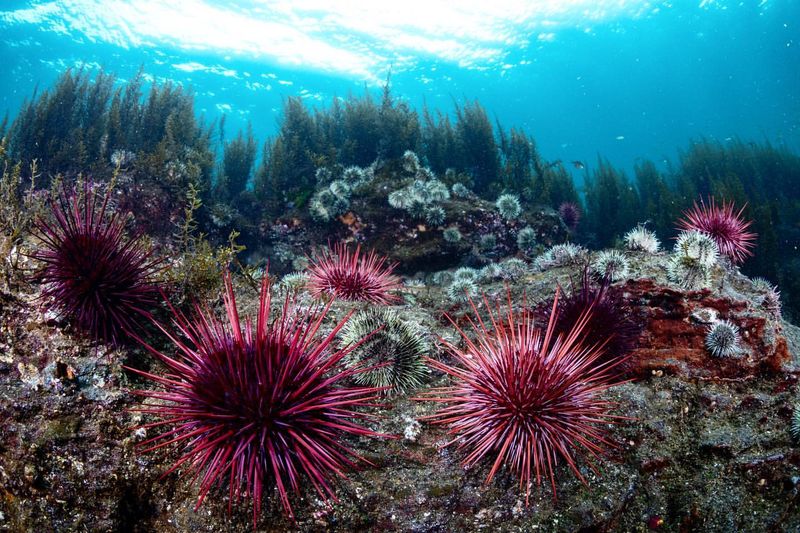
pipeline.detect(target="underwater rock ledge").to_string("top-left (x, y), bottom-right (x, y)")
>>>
top-left (0, 243), bottom-right (799, 533)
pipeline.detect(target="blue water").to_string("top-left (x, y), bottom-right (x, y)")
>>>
top-left (1, 1), bottom-right (798, 172)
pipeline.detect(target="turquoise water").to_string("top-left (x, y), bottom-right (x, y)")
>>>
top-left (1, 1), bottom-right (797, 170)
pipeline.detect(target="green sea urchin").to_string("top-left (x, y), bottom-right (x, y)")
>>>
top-left (791, 401), bottom-right (800, 441)
top-left (624, 224), bottom-right (661, 253)
top-left (452, 267), bottom-right (478, 283)
top-left (447, 277), bottom-right (479, 303)
top-left (339, 307), bottom-right (430, 393)
top-left (516, 227), bottom-right (537, 256)
top-left (495, 193), bottom-right (521, 220)
top-left (425, 206), bottom-right (446, 226)
top-left (443, 227), bottom-right (462, 243)
top-left (705, 320), bottom-right (740, 357)
top-left (592, 250), bottom-right (630, 282)
top-left (667, 230), bottom-right (719, 290)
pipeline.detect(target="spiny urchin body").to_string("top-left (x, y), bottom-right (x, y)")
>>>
top-left (421, 290), bottom-right (629, 502)
top-left (452, 182), bottom-right (471, 198)
top-left (558, 202), bottom-right (581, 231)
top-left (30, 181), bottom-right (160, 344)
top-left (677, 197), bottom-right (756, 264)
top-left (129, 274), bottom-right (386, 524)
top-left (478, 233), bottom-right (497, 252)
top-left (447, 277), bottom-right (479, 303)
top-left (309, 188), bottom-right (349, 221)
top-left (705, 320), bottom-right (741, 357)
top-left (667, 230), bottom-right (719, 290)
top-left (329, 179), bottom-right (352, 198)
top-left (389, 178), bottom-right (449, 219)
top-left (339, 307), bottom-right (430, 393)
top-left (306, 243), bottom-right (401, 304)
top-left (751, 277), bottom-right (782, 319)
top-left (402, 150), bottom-right (420, 174)
top-left (552, 269), bottom-right (641, 370)
top-left (791, 401), bottom-right (800, 441)
top-left (452, 267), bottom-right (479, 283)
top-left (443, 227), bottom-right (462, 243)
top-left (592, 250), bottom-right (630, 282)
top-left (624, 224), bottom-right (661, 253)
top-left (431, 270), bottom-right (454, 286)
top-left (534, 243), bottom-right (588, 271)
top-left (274, 271), bottom-right (309, 296)
top-left (425, 206), bottom-right (446, 226)
top-left (499, 258), bottom-right (529, 281)
top-left (495, 193), bottom-right (522, 220)
top-left (479, 263), bottom-right (504, 282)
top-left (516, 227), bottom-right (538, 256)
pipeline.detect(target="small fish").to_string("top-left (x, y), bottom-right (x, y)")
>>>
top-left (571, 160), bottom-right (585, 170)
top-left (615, 135), bottom-right (625, 141)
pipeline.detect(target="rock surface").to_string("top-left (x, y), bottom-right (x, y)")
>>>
top-left (1, 236), bottom-right (799, 532)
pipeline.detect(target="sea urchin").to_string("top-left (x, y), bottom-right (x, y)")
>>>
top-left (558, 202), bottom-right (581, 231)
top-left (339, 307), bottom-right (430, 393)
top-left (677, 197), bottom-right (756, 264)
top-left (705, 319), bottom-right (741, 357)
top-left (421, 290), bottom-right (629, 502)
top-left (306, 242), bottom-right (401, 304)
top-left (30, 181), bottom-right (160, 344)
top-left (129, 273), bottom-right (386, 525)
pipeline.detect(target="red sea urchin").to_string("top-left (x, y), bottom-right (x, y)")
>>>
top-left (30, 181), bottom-right (160, 344)
top-left (306, 242), bottom-right (401, 304)
top-left (128, 273), bottom-right (386, 525)
top-left (553, 268), bottom-right (642, 373)
top-left (422, 290), bottom-right (629, 502)
top-left (677, 197), bottom-right (756, 264)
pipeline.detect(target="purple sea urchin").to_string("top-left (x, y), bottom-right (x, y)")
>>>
top-left (129, 273), bottom-right (386, 525)
top-left (558, 202), bottom-right (581, 231)
top-left (30, 181), bottom-right (160, 344)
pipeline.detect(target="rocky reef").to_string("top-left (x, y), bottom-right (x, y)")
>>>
top-left (1, 198), bottom-right (799, 532)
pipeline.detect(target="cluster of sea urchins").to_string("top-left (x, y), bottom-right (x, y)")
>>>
top-left (129, 273), bottom-right (387, 525)
top-left (29, 183), bottom-right (633, 520)
top-left (30, 181), bottom-right (160, 344)
top-left (422, 290), bottom-right (629, 502)
top-left (306, 242), bottom-right (401, 304)
top-left (677, 197), bottom-right (756, 264)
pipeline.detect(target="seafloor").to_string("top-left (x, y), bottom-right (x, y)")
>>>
top-left (1, 180), bottom-right (799, 533)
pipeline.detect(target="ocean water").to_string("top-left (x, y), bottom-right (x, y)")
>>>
top-left (1, 0), bottom-right (797, 172)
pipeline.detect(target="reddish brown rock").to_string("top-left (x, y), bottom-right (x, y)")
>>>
top-left (625, 279), bottom-right (790, 379)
